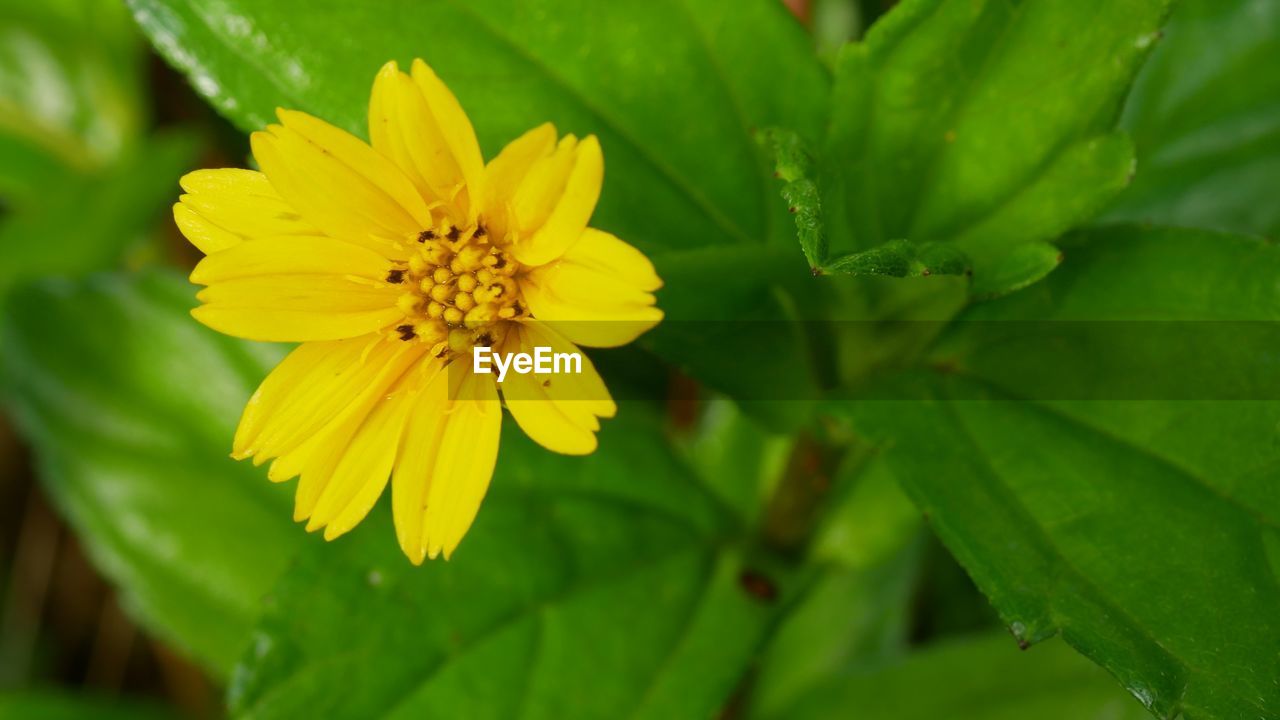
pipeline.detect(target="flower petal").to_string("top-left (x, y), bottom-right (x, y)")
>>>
top-left (413, 59), bottom-right (487, 220)
top-left (251, 122), bottom-right (418, 259)
top-left (507, 134), bottom-right (604, 266)
top-left (192, 275), bottom-right (404, 342)
top-left (483, 122), bottom-right (557, 230)
top-left (189, 234), bottom-right (393, 285)
top-left (390, 362), bottom-right (501, 563)
top-left (273, 354), bottom-right (440, 525)
top-left (173, 168), bottom-right (316, 254)
top-left (306, 374), bottom-right (417, 541)
top-left (500, 322), bottom-right (615, 455)
top-left (422, 369), bottom-right (501, 560)
top-left (370, 64), bottom-right (454, 213)
top-left (522, 228), bottom-right (663, 347)
top-left (389, 365), bottom-right (449, 563)
top-left (234, 334), bottom-right (428, 464)
top-left (277, 108), bottom-right (434, 227)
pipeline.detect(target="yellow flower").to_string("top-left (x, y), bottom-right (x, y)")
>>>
top-left (172, 59), bottom-right (663, 563)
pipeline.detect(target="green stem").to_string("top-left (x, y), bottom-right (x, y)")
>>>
top-left (761, 418), bottom-right (863, 555)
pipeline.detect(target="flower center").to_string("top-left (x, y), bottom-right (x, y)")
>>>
top-left (387, 221), bottom-right (525, 357)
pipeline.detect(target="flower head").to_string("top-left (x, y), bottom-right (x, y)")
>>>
top-left (173, 59), bottom-right (662, 562)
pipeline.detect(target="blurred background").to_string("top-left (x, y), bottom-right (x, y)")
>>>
top-left (0, 0), bottom-right (238, 714)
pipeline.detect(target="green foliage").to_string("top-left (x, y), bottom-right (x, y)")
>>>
top-left (1107, 0), bottom-right (1280, 238)
top-left (645, 244), bottom-right (822, 430)
top-left (227, 409), bottom-right (780, 719)
top-left (824, 238), bottom-right (969, 278)
top-left (2, 0), bottom-right (1277, 718)
top-left (0, 0), bottom-right (144, 187)
top-left (0, 134), bottom-right (196, 302)
top-left (759, 127), bottom-right (973, 279)
top-left (674, 396), bottom-right (791, 525)
top-left (0, 0), bottom-right (196, 309)
top-left (125, 0), bottom-right (828, 254)
top-left (758, 127), bottom-right (827, 268)
top-left (0, 691), bottom-right (171, 720)
top-left (0, 273), bottom-right (300, 675)
top-left (836, 227), bottom-right (1280, 719)
top-left (776, 633), bottom-right (1152, 720)
top-left (751, 457), bottom-right (924, 717)
top-left (822, 0), bottom-right (1166, 294)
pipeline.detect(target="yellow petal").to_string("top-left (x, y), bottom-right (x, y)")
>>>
top-left (307, 375), bottom-right (417, 540)
top-left (277, 108), bottom-right (434, 228)
top-left (369, 63), bottom-right (457, 213)
top-left (251, 127), bottom-right (413, 260)
top-left (422, 369), bottom-right (501, 560)
top-left (174, 168), bottom-right (316, 254)
top-left (522, 228), bottom-right (663, 347)
top-left (192, 275), bottom-right (403, 342)
top-left (389, 364), bottom-right (451, 564)
top-left (189, 235), bottom-right (393, 285)
top-left (483, 122), bottom-right (557, 233)
top-left (281, 354), bottom-right (441, 524)
top-left (235, 337), bottom-right (373, 462)
top-left (509, 135), bottom-right (577, 234)
top-left (500, 322), bottom-right (615, 455)
top-left (174, 203), bottom-right (240, 254)
top-left (411, 59), bottom-right (486, 222)
top-left (390, 363), bottom-right (504, 563)
top-left (235, 335), bottom-right (427, 463)
top-left (509, 135), bottom-right (604, 266)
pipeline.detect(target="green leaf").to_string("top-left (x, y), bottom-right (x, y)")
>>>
top-left (0, 133), bottom-right (197, 303)
top-left (1106, 0), bottom-right (1280, 238)
top-left (647, 245), bottom-right (823, 431)
top-left (0, 691), bottom-right (171, 720)
top-left (0, 272), bottom-right (301, 675)
top-left (0, 132), bottom-right (67, 202)
top-left (751, 457), bottom-right (924, 718)
top-left (0, 1), bottom-right (191, 311)
top-left (968, 241), bottom-right (1061, 300)
top-left (229, 407), bottom-right (789, 720)
top-left (839, 227), bottom-right (1280, 719)
top-left (750, 542), bottom-right (920, 718)
top-left (773, 633), bottom-right (1151, 720)
top-left (823, 239), bottom-right (970, 278)
top-left (955, 132), bottom-right (1133, 297)
top-left (825, 0), bottom-right (1168, 293)
top-left (811, 454), bottom-right (922, 569)
top-left (0, 0), bottom-right (146, 187)
top-left (758, 127), bottom-right (827, 268)
top-left (674, 395), bottom-right (791, 526)
top-left (127, 0), bottom-right (827, 255)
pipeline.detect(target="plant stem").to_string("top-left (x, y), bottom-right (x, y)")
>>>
top-left (761, 419), bottom-right (859, 555)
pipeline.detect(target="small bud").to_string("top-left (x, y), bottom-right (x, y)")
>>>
top-left (396, 294), bottom-right (421, 314)
top-left (429, 284), bottom-right (454, 303)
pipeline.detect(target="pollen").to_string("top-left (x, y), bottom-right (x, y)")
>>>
top-left (388, 220), bottom-right (524, 354)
